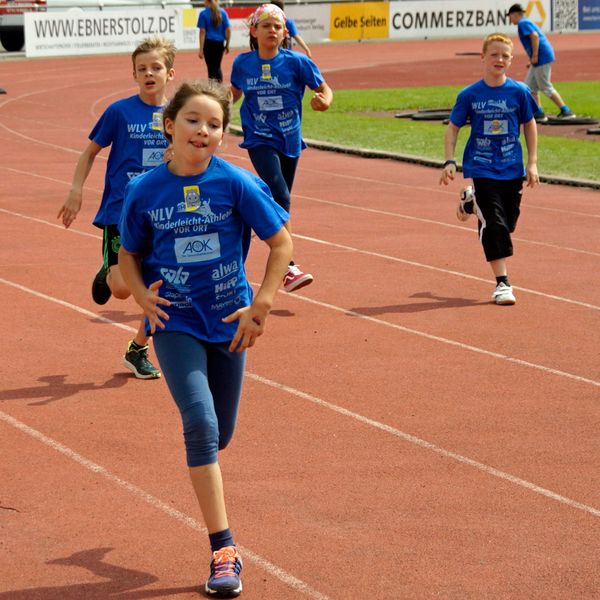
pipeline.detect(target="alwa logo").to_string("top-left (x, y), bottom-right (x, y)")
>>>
top-left (161, 266), bottom-right (190, 286)
top-left (212, 260), bottom-right (239, 281)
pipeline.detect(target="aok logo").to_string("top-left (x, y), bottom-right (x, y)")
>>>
top-left (174, 233), bottom-right (221, 264)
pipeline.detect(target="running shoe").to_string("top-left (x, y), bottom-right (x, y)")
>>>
top-left (283, 265), bottom-right (313, 293)
top-left (91, 265), bottom-right (111, 305)
top-left (492, 282), bottom-right (516, 305)
top-left (123, 342), bottom-right (161, 379)
top-left (205, 546), bottom-right (243, 598)
top-left (534, 111), bottom-right (548, 123)
top-left (556, 108), bottom-right (576, 119)
top-left (457, 186), bottom-right (476, 222)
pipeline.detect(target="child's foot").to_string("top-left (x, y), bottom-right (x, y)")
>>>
top-left (457, 186), bottom-right (476, 222)
top-left (205, 546), bottom-right (243, 598)
top-left (492, 282), bottom-right (516, 305)
top-left (283, 265), bottom-right (313, 293)
top-left (123, 341), bottom-right (161, 379)
top-left (91, 265), bottom-right (112, 305)
top-left (556, 108), bottom-right (576, 119)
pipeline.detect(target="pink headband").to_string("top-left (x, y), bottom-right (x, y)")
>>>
top-left (249, 4), bottom-right (287, 28)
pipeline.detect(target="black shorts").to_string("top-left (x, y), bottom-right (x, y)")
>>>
top-left (473, 177), bottom-right (523, 262)
top-left (101, 224), bottom-right (121, 268)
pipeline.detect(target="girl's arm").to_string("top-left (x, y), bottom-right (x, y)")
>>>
top-left (224, 27), bottom-right (231, 54)
top-left (222, 226), bottom-right (293, 352)
top-left (439, 123), bottom-right (460, 185)
top-left (58, 140), bottom-right (103, 228)
top-left (310, 82), bottom-right (333, 112)
top-left (230, 85), bottom-right (243, 104)
top-left (523, 117), bottom-right (539, 187)
top-left (293, 34), bottom-right (311, 58)
top-left (198, 28), bottom-right (206, 59)
top-left (118, 247), bottom-right (171, 334)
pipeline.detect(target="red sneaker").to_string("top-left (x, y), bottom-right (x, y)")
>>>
top-left (283, 265), bottom-right (313, 292)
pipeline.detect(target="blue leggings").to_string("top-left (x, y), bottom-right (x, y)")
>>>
top-left (248, 145), bottom-right (299, 213)
top-left (153, 332), bottom-right (246, 467)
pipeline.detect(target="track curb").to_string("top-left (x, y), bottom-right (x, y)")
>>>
top-left (228, 124), bottom-right (600, 191)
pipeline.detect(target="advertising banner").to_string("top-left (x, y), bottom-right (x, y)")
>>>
top-left (329, 2), bottom-right (389, 41)
top-left (579, 0), bottom-right (600, 29)
top-left (25, 9), bottom-right (179, 57)
top-left (389, 0), bottom-right (551, 40)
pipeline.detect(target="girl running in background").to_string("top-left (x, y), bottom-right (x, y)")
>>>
top-left (230, 3), bottom-right (332, 292)
top-left (197, 0), bottom-right (231, 82)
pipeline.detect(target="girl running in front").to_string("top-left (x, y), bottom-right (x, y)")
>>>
top-left (118, 79), bottom-right (293, 598)
top-left (230, 3), bottom-right (332, 292)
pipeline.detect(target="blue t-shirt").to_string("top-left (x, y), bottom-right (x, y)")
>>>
top-left (286, 18), bottom-right (298, 37)
top-left (197, 8), bottom-right (230, 42)
top-left (90, 95), bottom-right (168, 228)
top-left (449, 78), bottom-right (538, 180)
top-left (230, 49), bottom-right (324, 157)
top-left (517, 17), bottom-right (555, 65)
top-left (119, 156), bottom-right (288, 342)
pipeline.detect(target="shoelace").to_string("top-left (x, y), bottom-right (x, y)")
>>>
top-left (287, 265), bottom-right (302, 277)
top-left (211, 547), bottom-right (240, 579)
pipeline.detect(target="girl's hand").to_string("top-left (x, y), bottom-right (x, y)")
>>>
top-left (136, 280), bottom-right (171, 334)
top-left (310, 91), bottom-right (330, 112)
top-left (222, 301), bottom-right (270, 352)
top-left (439, 163), bottom-right (456, 185)
top-left (526, 163), bottom-right (539, 188)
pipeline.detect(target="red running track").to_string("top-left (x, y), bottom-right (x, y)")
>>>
top-left (0, 36), bottom-right (599, 599)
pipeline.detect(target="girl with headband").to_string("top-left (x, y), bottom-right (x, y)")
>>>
top-left (230, 3), bottom-right (333, 293)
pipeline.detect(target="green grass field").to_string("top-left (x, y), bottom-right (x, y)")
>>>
top-left (231, 81), bottom-right (600, 183)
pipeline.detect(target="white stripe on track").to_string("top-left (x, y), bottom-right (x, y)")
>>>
top-left (1, 278), bottom-right (600, 522)
top-left (246, 373), bottom-right (600, 520)
top-left (0, 411), bottom-right (330, 600)
top-left (294, 233), bottom-right (600, 311)
top-left (1, 206), bottom-right (597, 310)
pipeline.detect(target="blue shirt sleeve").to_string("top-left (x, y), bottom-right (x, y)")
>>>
top-left (449, 89), bottom-right (470, 128)
top-left (286, 18), bottom-right (298, 37)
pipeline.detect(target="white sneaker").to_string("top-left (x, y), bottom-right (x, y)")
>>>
top-left (283, 265), bottom-right (313, 292)
top-left (457, 186), bottom-right (476, 222)
top-left (492, 282), bottom-right (516, 305)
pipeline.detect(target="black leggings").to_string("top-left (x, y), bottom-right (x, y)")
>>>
top-left (203, 39), bottom-right (225, 82)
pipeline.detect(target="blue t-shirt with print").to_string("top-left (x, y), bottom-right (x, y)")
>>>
top-left (90, 94), bottom-right (168, 228)
top-left (197, 8), bottom-right (230, 42)
top-left (230, 49), bottom-right (324, 157)
top-left (119, 156), bottom-right (288, 343)
top-left (517, 17), bottom-right (555, 65)
top-left (450, 78), bottom-right (538, 180)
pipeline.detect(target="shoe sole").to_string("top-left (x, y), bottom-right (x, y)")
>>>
top-left (122, 358), bottom-right (161, 379)
top-left (284, 274), bottom-right (314, 293)
top-left (494, 296), bottom-right (516, 305)
top-left (91, 268), bottom-right (112, 305)
top-left (204, 582), bottom-right (242, 597)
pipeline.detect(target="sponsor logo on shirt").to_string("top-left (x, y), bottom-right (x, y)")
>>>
top-left (211, 260), bottom-right (239, 281)
top-left (160, 266), bottom-right (190, 287)
top-left (258, 95), bottom-right (284, 111)
top-left (174, 233), bottom-right (221, 263)
top-left (142, 148), bottom-right (165, 167)
top-left (152, 112), bottom-right (164, 131)
top-left (484, 119), bottom-right (508, 135)
top-left (183, 186), bottom-right (202, 212)
top-left (261, 64), bottom-right (271, 80)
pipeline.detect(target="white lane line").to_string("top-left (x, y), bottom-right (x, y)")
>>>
top-left (1, 279), bottom-right (599, 523)
top-left (0, 411), bottom-right (330, 600)
top-left (246, 373), bottom-right (600, 520)
top-left (1, 207), bottom-right (597, 310)
top-left (294, 234), bottom-right (600, 311)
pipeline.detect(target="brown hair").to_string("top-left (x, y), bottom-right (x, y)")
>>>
top-left (482, 33), bottom-right (513, 53)
top-left (132, 36), bottom-right (177, 71)
top-left (162, 80), bottom-right (231, 142)
top-left (207, 0), bottom-right (222, 28)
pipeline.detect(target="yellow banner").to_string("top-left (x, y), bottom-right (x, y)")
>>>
top-left (330, 2), bottom-right (389, 41)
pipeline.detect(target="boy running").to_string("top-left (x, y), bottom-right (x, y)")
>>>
top-left (440, 33), bottom-right (539, 305)
top-left (58, 37), bottom-right (176, 377)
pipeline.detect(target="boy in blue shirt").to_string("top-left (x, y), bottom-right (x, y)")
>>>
top-left (58, 37), bottom-right (176, 378)
top-left (507, 3), bottom-right (574, 121)
top-left (440, 32), bottom-right (539, 306)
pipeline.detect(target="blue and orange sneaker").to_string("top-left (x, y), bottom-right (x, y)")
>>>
top-left (205, 546), bottom-right (243, 598)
